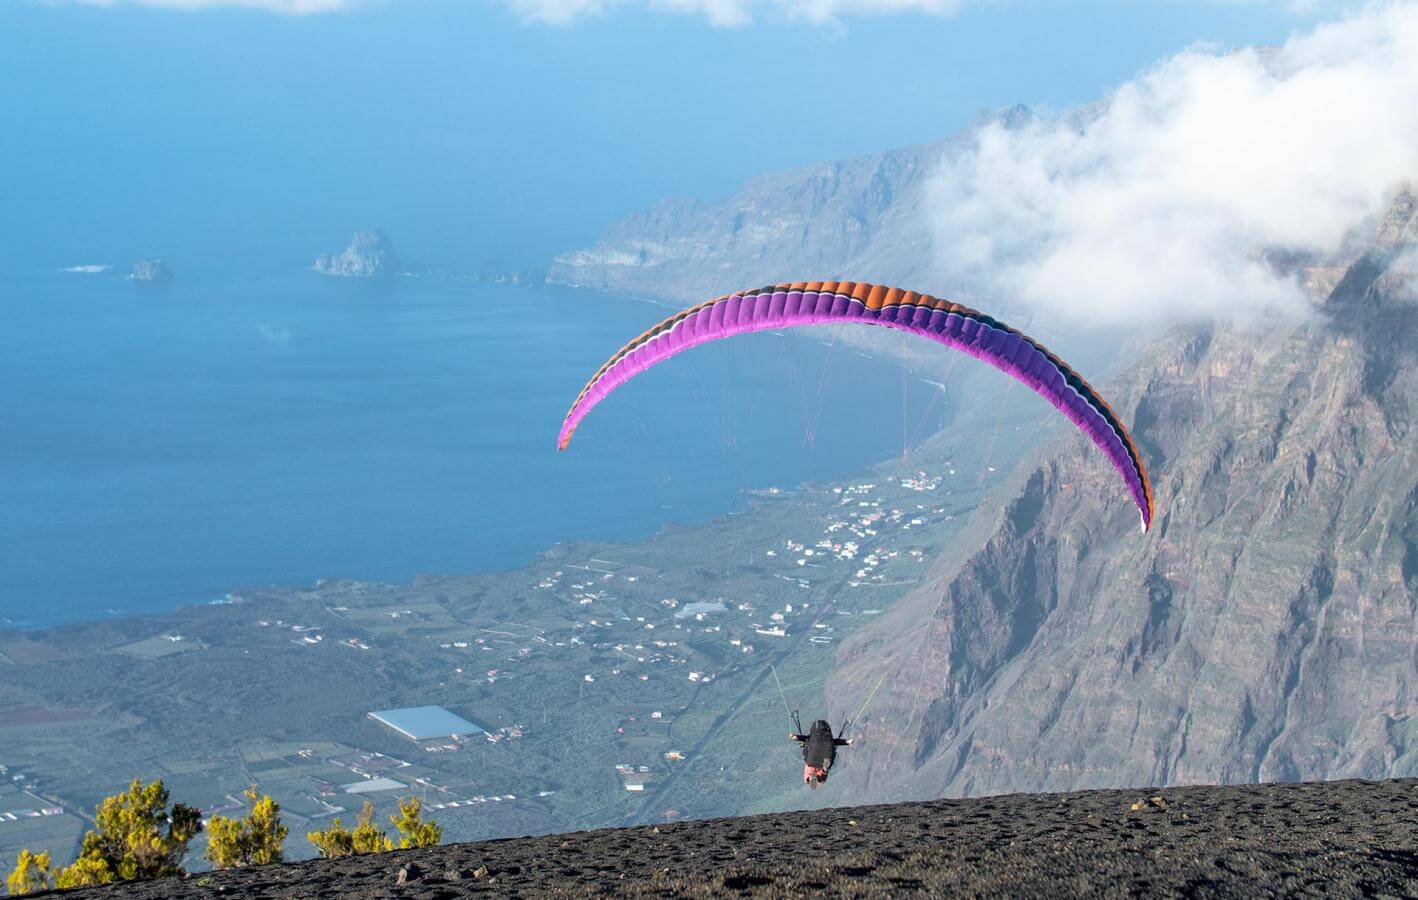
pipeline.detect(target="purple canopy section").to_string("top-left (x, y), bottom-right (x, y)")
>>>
top-left (559, 285), bottom-right (1153, 532)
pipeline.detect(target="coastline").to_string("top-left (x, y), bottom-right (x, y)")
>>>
top-left (1, 274), bottom-right (959, 632)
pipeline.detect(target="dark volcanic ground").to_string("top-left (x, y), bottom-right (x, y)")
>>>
top-left (65, 779), bottom-right (1418, 898)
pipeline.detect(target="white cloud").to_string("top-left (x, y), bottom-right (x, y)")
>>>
top-left (60, 0), bottom-right (350, 12)
top-left (61, 0), bottom-right (961, 23)
top-left (48, 0), bottom-right (1340, 27)
top-left (926, 4), bottom-right (1418, 327)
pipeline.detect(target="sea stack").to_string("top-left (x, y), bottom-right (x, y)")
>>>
top-left (130, 259), bottom-right (172, 283)
top-left (315, 230), bottom-right (401, 278)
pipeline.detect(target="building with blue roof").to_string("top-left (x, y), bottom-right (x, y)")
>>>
top-left (368, 706), bottom-right (483, 741)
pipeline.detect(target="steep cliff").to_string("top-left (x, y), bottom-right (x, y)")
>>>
top-left (832, 190), bottom-right (1418, 801)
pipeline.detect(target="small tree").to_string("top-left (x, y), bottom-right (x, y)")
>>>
top-left (350, 802), bottom-right (393, 854)
top-left (306, 817), bottom-right (354, 860)
top-left (59, 779), bottom-right (202, 885)
top-left (205, 787), bottom-right (288, 869)
top-left (53, 857), bottom-right (112, 889)
top-left (308, 802), bottom-right (391, 859)
top-left (391, 797), bottom-right (441, 849)
top-left (6, 849), bottom-right (55, 896)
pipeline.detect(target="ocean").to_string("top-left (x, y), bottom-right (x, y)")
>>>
top-left (0, 268), bottom-right (948, 628)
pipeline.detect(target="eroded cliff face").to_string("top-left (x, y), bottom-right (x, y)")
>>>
top-left (833, 194), bottom-right (1418, 801)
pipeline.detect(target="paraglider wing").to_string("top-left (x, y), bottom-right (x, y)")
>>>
top-left (557, 281), bottom-right (1154, 531)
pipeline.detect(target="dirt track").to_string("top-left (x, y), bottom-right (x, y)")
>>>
top-left (62, 778), bottom-right (1418, 898)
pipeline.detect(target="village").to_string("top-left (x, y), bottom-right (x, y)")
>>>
top-left (0, 445), bottom-right (1001, 863)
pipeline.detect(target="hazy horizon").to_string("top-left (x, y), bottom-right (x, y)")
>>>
top-left (1, 1), bottom-right (1334, 275)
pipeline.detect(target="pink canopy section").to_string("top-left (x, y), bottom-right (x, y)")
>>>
top-left (558, 281), bottom-right (1154, 532)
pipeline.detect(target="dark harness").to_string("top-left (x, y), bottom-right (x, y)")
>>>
top-left (801, 720), bottom-right (840, 770)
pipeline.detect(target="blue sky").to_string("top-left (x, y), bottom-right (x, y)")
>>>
top-left (0, 1), bottom-right (1335, 271)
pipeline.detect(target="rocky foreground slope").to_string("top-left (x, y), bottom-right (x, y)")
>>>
top-left (64, 778), bottom-right (1418, 898)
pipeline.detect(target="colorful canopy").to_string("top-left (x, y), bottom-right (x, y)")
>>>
top-left (558, 281), bottom-right (1154, 531)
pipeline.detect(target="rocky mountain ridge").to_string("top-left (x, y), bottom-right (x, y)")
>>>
top-left (548, 106), bottom-right (1035, 306)
top-left (831, 188), bottom-right (1417, 802)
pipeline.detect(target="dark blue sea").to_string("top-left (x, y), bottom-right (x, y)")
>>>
top-left (0, 268), bottom-right (948, 628)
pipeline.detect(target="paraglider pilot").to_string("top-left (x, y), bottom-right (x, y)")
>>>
top-left (791, 719), bottom-right (852, 788)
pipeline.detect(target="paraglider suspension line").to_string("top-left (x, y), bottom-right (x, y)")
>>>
top-left (838, 673), bottom-right (886, 740)
top-left (770, 664), bottom-right (801, 735)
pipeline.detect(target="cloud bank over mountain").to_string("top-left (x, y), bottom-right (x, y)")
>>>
top-left (926, 4), bottom-right (1418, 327)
